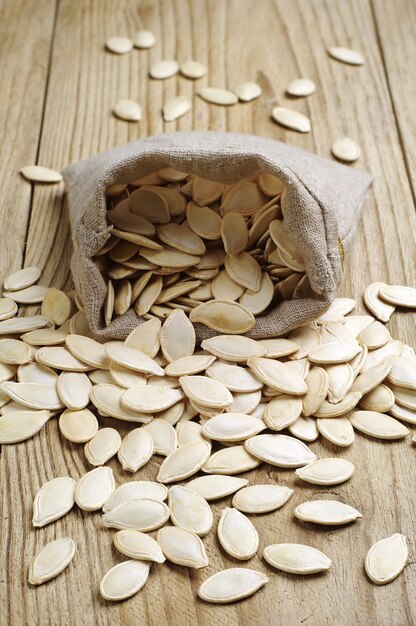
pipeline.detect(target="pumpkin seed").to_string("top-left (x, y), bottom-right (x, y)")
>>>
top-left (179, 375), bottom-right (233, 408)
top-left (32, 477), bottom-right (76, 527)
top-left (379, 284), bottom-right (416, 308)
top-left (257, 172), bottom-right (285, 197)
top-left (203, 445), bottom-right (261, 474)
top-left (198, 568), bottom-right (268, 603)
top-left (308, 342), bottom-right (361, 364)
top-left (349, 410), bottom-right (409, 440)
top-left (90, 383), bottom-right (151, 423)
top-left (4, 266), bottom-right (41, 291)
top-left (84, 428), bottom-right (121, 466)
top-left (314, 392), bottom-right (362, 418)
top-left (4, 285), bottom-right (48, 304)
top-left (143, 419), bottom-right (177, 456)
top-left (351, 361), bottom-right (392, 395)
top-left (113, 99), bottom-right (142, 121)
top-left (130, 188), bottom-right (171, 224)
top-left (239, 273), bottom-right (274, 315)
top-left (218, 507), bottom-right (259, 560)
top-left (114, 529), bottom-right (165, 563)
top-left (198, 87), bottom-right (238, 105)
top-left (21, 328), bottom-right (67, 346)
top-left (247, 357), bottom-right (307, 395)
top-left (389, 402), bottom-right (416, 425)
top-left (302, 367), bottom-right (329, 416)
top-left (271, 107), bottom-right (311, 132)
top-left (296, 458), bottom-right (354, 486)
top-left (157, 440), bottom-right (211, 483)
top-left (317, 417), bottom-right (355, 447)
top-left (201, 335), bottom-right (265, 362)
top-left (331, 137), bottom-right (361, 162)
top-left (110, 362), bottom-right (147, 388)
top-left (57, 372), bottom-right (91, 410)
top-left (0, 339), bottom-right (32, 365)
top-left (28, 538), bottom-right (75, 585)
top-left (365, 534), bottom-right (408, 585)
top-left (258, 338), bottom-right (298, 358)
top-left (165, 354), bottom-right (216, 377)
top-left (360, 384), bottom-right (395, 412)
top-left (289, 325), bottom-right (320, 359)
top-left (0, 409), bottom-right (50, 443)
top-left (102, 498), bottom-right (170, 531)
top-left (0, 297), bottom-right (18, 321)
top-left (17, 362), bottom-right (58, 385)
top-left (286, 78), bottom-right (316, 96)
top-left (103, 481), bottom-right (168, 512)
top-left (387, 356), bottom-right (416, 389)
top-left (388, 384), bottom-right (416, 410)
top-left (317, 298), bottom-right (356, 323)
top-left (157, 526), bottom-right (209, 568)
top-left (122, 386), bottom-right (182, 413)
top-left (41, 288), bottom-right (72, 325)
top-left (105, 343), bottom-right (164, 375)
top-left (186, 475), bottom-right (248, 501)
top-left (149, 60), bottom-right (179, 79)
top-left (74, 466), bottom-right (115, 511)
top-left (232, 484), bottom-right (293, 514)
top-left (358, 321), bottom-right (390, 350)
top-left (175, 420), bottom-right (204, 446)
top-left (133, 30), bottom-right (156, 49)
top-left (168, 485), bottom-right (213, 536)
top-left (0, 315), bottom-right (51, 334)
top-left (163, 96), bottom-right (191, 121)
top-left (264, 543), bottom-right (331, 574)
top-left (244, 434), bottom-right (316, 467)
top-left (202, 412), bottom-right (265, 442)
top-left (263, 395), bottom-right (303, 430)
top-left (229, 390), bottom-right (262, 414)
top-left (36, 346), bottom-right (91, 372)
top-left (221, 212), bottom-right (248, 255)
top-left (328, 46), bottom-right (364, 65)
top-left (106, 36), bottom-right (133, 54)
top-left (118, 428), bottom-right (154, 472)
top-left (100, 560), bottom-right (150, 601)
top-left (1, 381), bottom-right (63, 410)
top-left (59, 408), bottom-right (98, 443)
top-left (20, 165), bottom-right (62, 183)
top-left (160, 309), bottom-right (195, 362)
top-left (233, 82), bottom-right (262, 101)
top-left (206, 361), bottom-right (262, 392)
top-left (225, 252), bottom-right (261, 291)
top-left (364, 282), bottom-right (395, 322)
top-left (180, 60), bottom-right (207, 78)
top-left (294, 500), bottom-right (362, 525)
top-left (288, 415), bottom-right (319, 442)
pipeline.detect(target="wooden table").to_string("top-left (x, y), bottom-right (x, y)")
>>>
top-left (1, 1), bottom-right (416, 624)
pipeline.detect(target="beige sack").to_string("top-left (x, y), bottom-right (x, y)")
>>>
top-left (63, 131), bottom-right (372, 341)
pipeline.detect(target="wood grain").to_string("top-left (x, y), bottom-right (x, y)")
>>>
top-left (372, 0), bottom-right (416, 200)
top-left (1, 1), bottom-right (416, 625)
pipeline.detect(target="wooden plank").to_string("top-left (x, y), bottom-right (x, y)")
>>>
top-left (371, 0), bottom-right (416, 199)
top-left (2, 0), bottom-right (416, 625)
top-left (0, 0), bottom-right (57, 282)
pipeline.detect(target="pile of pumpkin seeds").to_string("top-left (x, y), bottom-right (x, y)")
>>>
top-left (98, 170), bottom-right (311, 329)
top-left (0, 263), bottom-right (415, 601)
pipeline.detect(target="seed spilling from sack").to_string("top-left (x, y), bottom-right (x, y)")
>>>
top-left (94, 171), bottom-right (314, 333)
top-left (0, 265), bottom-right (413, 603)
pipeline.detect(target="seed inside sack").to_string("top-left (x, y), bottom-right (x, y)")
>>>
top-left (93, 171), bottom-right (315, 329)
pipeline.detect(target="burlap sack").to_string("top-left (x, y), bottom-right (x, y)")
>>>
top-left (63, 131), bottom-right (373, 341)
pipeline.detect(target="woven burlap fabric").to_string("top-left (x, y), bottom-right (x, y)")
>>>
top-left (63, 131), bottom-right (373, 341)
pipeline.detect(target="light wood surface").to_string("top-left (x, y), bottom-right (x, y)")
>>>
top-left (1, 1), bottom-right (416, 625)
